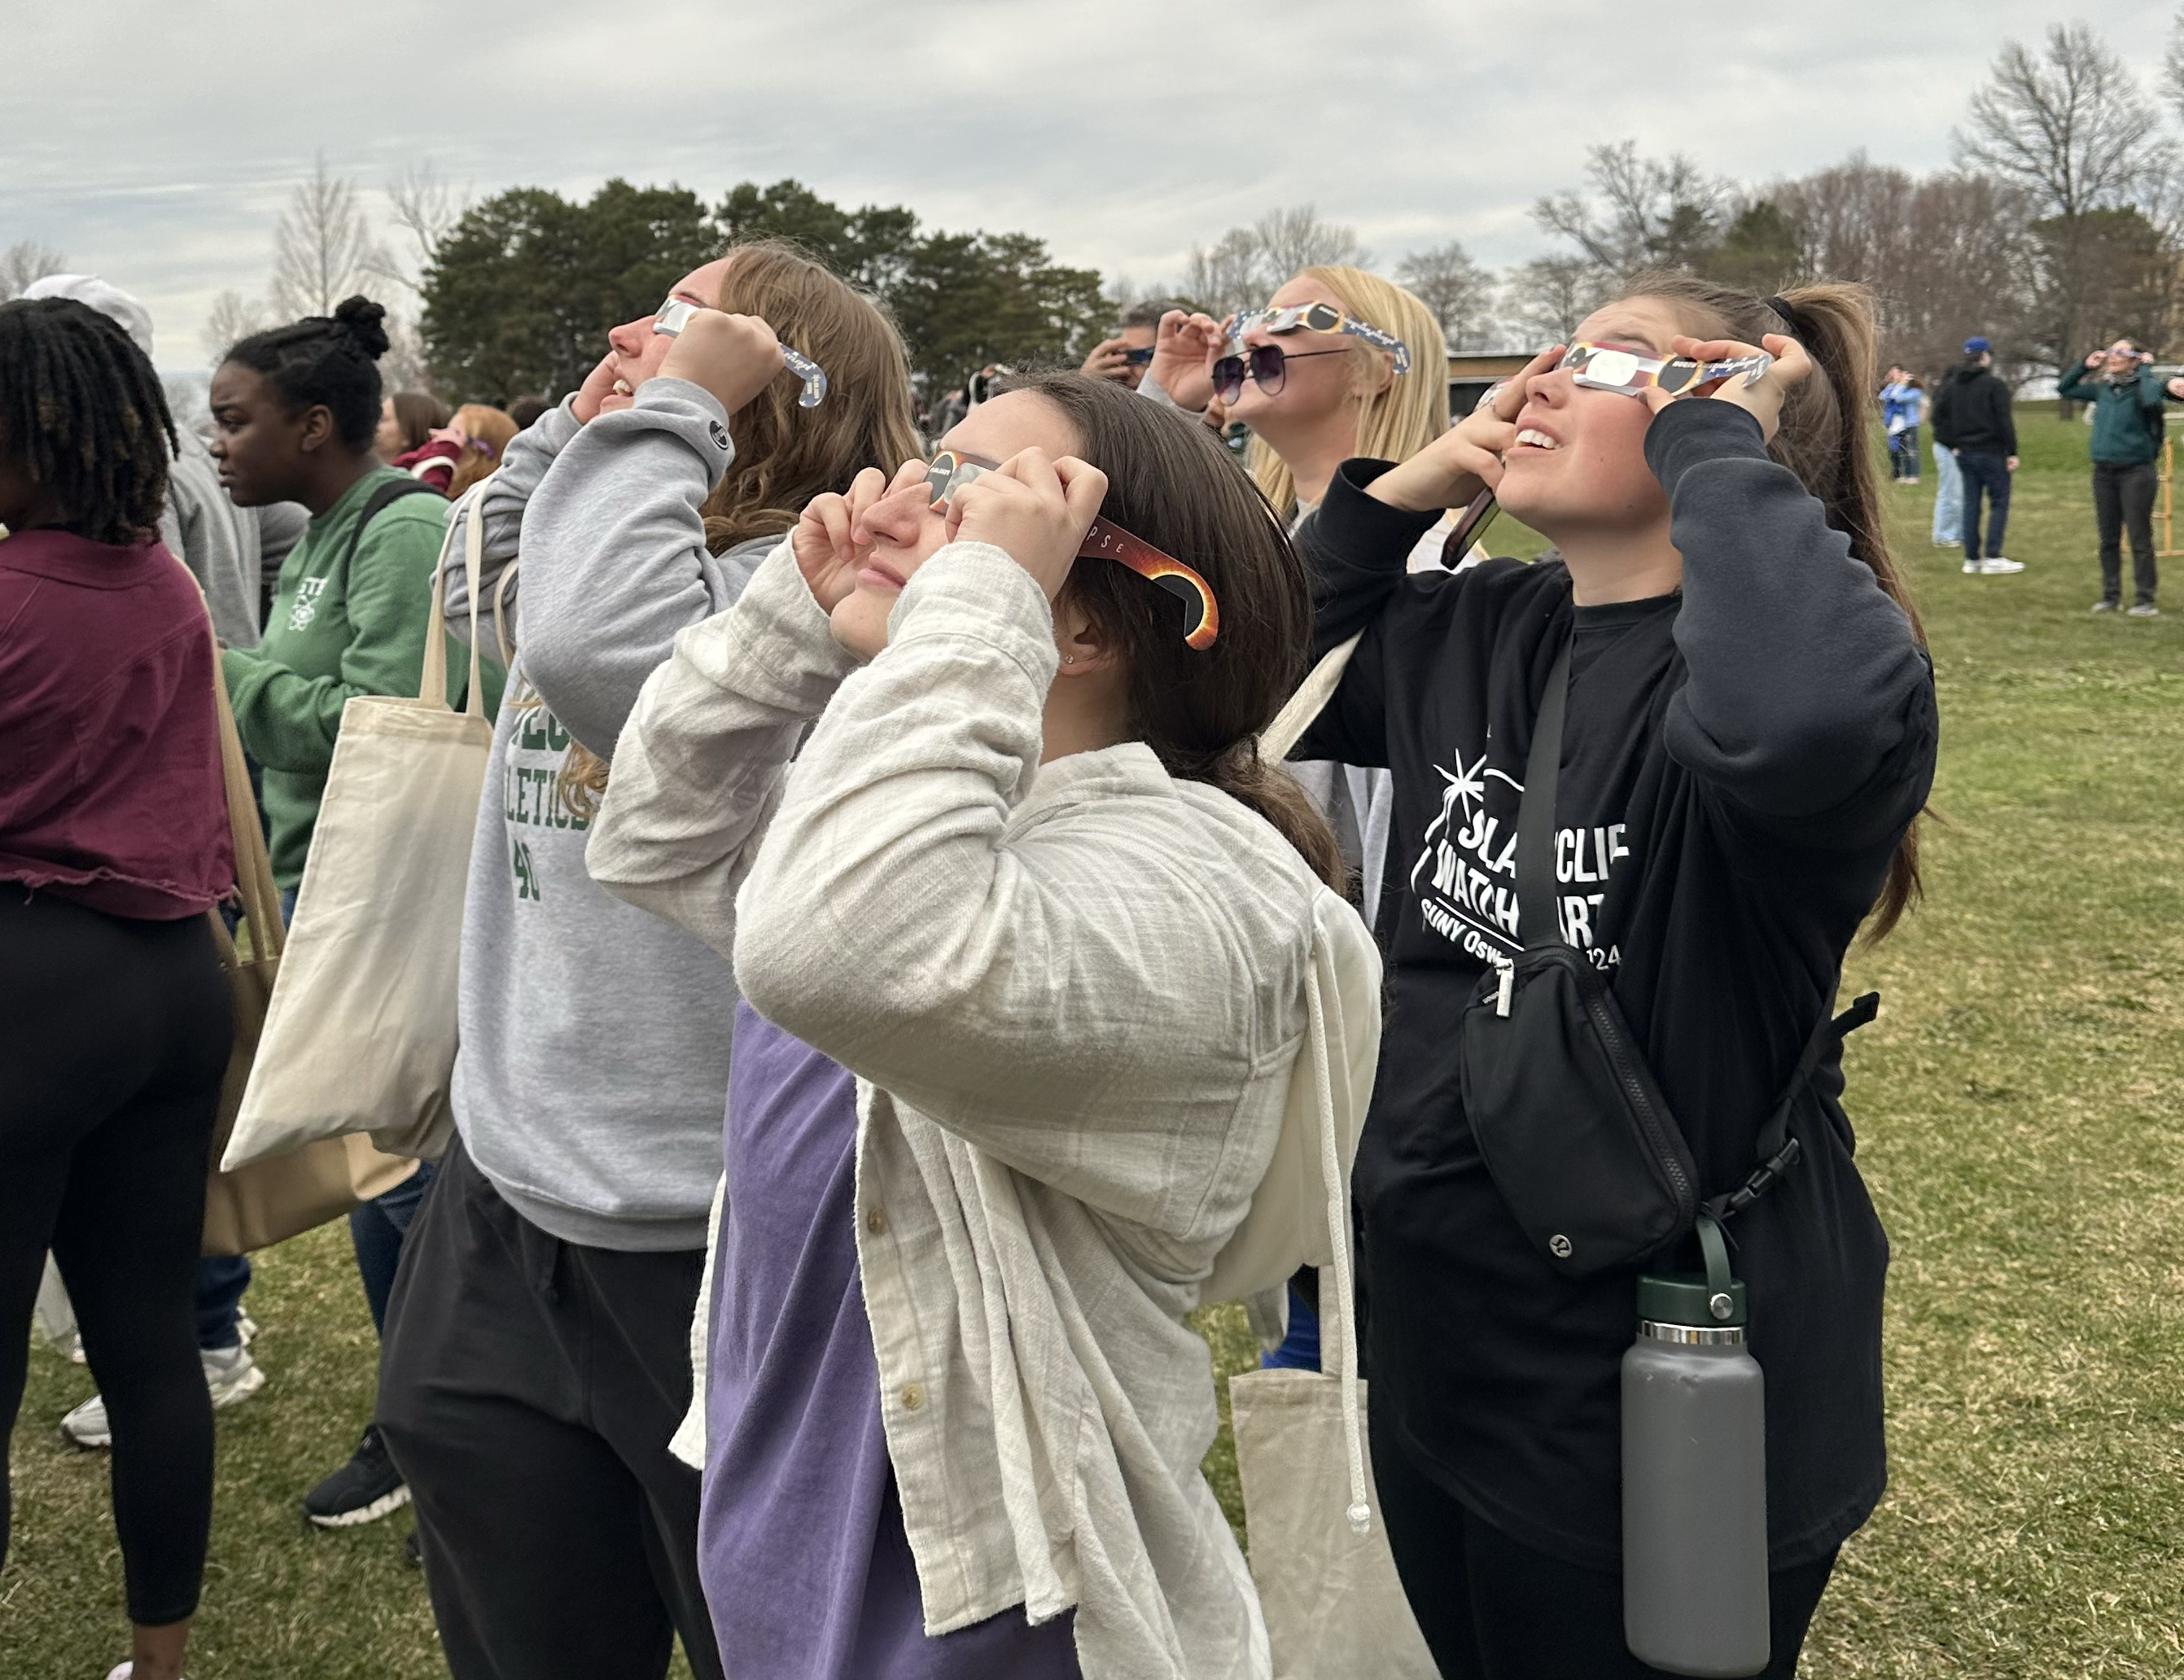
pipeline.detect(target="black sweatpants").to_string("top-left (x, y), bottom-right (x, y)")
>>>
top-left (0, 890), bottom-right (230, 1626)
top-left (377, 1135), bottom-right (725, 1680)
top-left (2092, 460), bottom-right (2159, 606)
top-left (1370, 1405), bottom-right (1836, 1679)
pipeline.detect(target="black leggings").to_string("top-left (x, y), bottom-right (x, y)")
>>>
top-left (0, 890), bottom-right (231, 1626)
top-left (1371, 1402), bottom-right (1836, 1679)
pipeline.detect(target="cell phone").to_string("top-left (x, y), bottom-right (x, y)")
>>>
top-left (1440, 489), bottom-right (1499, 570)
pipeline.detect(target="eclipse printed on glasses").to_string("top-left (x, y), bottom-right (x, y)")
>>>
top-left (923, 449), bottom-right (1221, 650)
top-left (1558, 341), bottom-right (1771, 400)
top-left (1228, 302), bottom-right (1413, 374)
top-left (652, 298), bottom-right (829, 408)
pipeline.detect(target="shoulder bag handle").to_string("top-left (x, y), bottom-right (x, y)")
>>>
top-left (418, 482), bottom-right (486, 718)
top-left (186, 566), bottom-right (285, 960)
top-left (1513, 637), bottom-right (1573, 951)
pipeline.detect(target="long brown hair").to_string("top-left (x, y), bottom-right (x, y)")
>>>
top-left (553, 240), bottom-right (921, 817)
top-left (387, 389), bottom-right (449, 456)
top-left (1617, 270), bottom-right (1926, 939)
top-left (1005, 370), bottom-right (1344, 890)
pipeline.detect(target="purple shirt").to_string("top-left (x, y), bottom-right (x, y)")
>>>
top-left (699, 1001), bottom-right (1079, 1679)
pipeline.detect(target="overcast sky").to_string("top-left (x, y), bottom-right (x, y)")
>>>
top-left (5, 0), bottom-right (2177, 371)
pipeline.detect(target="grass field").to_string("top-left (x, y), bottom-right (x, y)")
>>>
top-left (6, 409), bottom-right (2182, 1677)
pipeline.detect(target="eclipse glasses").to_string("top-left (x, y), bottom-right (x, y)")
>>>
top-left (923, 449), bottom-right (1219, 650)
top-left (652, 299), bottom-right (829, 408)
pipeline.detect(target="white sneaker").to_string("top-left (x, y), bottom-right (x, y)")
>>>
top-left (104, 1665), bottom-right (189, 1679)
top-left (61, 1345), bottom-right (266, 1450)
top-left (1963, 557), bottom-right (2024, 575)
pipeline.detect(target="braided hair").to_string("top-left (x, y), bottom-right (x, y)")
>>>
top-left (223, 295), bottom-right (390, 452)
top-left (0, 297), bottom-right (177, 545)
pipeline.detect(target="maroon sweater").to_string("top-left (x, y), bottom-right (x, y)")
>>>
top-left (0, 529), bottom-right (234, 919)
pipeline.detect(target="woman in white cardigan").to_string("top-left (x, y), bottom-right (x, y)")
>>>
top-left (584, 327), bottom-right (1376, 1679)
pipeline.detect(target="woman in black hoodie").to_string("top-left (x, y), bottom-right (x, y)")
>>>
top-left (1293, 273), bottom-right (1936, 1679)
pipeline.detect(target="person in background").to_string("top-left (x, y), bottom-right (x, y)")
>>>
top-left (374, 240), bottom-right (920, 1680)
top-left (204, 295), bottom-right (502, 1535)
top-left (1879, 365), bottom-right (1921, 484)
top-left (22, 274), bottom-right (261, 648)
top-left (2055, 339), bottom-right (2184, 618)
top-left (0, 296), bottom-right (236, 1680)
top-left (374, 390), bottom-right (450, 464)
top-left (507, 393), bottom-right (551, 430)
top-left (1930, 335), bottom-right (2022, 575)
top-left (1145, 265), bottom-right (1452, 1374)
top-left (1929, 379), bottom-right (1963, 549)
top-left (395, 403), bottom-right (521, 499)
top-left (1079, 298), bottom-right (1179, 391)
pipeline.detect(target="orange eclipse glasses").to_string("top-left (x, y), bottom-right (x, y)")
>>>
top-left (922, 449), bottom-right (1220, 650)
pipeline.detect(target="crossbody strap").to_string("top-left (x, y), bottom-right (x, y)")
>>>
top-left (1702, 990), bottom-right (1881, 1223)
top-left (1514, 636), bottom-right (1573, 951)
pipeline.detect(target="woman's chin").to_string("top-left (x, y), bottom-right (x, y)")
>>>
top-left (828, 593), bottom-right (892, 660)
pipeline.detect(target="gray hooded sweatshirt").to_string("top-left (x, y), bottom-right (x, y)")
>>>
top-left (441, 383), bottom-right (768, 1249)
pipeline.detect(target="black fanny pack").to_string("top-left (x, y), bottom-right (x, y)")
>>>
top-left (1457, 637), bottom-right (1878, 1278)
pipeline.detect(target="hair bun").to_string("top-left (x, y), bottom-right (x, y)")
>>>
top-left (331, 295), bottom-right (390, 361)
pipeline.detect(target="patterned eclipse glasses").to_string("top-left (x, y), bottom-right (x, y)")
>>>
top-left (1228, 302), bottom-right (1412, 374)
top-left (1558, 341), bottom-right (1771, 399)
top-left (923, 449), bottom-right (1220, 650)
top-left (652, 299), bottom-right (829, 408)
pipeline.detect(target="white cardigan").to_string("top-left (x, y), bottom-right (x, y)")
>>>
top-left (588, 536), bottom-right (1372, 1679)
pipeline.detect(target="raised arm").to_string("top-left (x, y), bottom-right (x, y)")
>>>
top-left (506, 380), bottom-right (767, 758)
top-left (1647, 400), bottom-right (1934, 847)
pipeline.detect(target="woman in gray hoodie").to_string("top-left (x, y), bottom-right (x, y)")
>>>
top-left (374, 242), bottom-right (921, 1680)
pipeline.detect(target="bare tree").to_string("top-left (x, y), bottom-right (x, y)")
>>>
top-left (201, 289), bottom-right (270, 365)
top-left (1503, 256), bottom-right (1612, 345)
top-left (1183, 204), bottom-right (1369, 322)
top-left (270, 154), bottom-right (393, 319)
top-left (1534, 142), bottom-right (1726, 277)
top-left (377, 160), bottom-right (471, 295)
top-left (1953, 24), bottom-right (2174, 370)
top-left (0, 239), bottom-right (68, 300)
top-left (1958, 24), bottom-right (2169, 219)
top-left (2169, 6), bottom-right (2184, 123)
top-left (1396, 240), bottom-right (1502, 349)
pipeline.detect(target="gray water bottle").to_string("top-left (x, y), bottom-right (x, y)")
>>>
top-left (1622, 1214), bottom-right (1770, 1678)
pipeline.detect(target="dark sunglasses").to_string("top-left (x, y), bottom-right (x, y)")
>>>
top-left (1210, 343), bottom-right (1353, 404)
top-left (1122, 344), bottom-right (1156, 365)
top-left (923, 450), bottom-right (1220, 650)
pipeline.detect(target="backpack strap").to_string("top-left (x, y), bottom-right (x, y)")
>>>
top-left (1702, 991), bottom-right (1880, 1224)
top-left (339, 478), bottom-right (444, 575)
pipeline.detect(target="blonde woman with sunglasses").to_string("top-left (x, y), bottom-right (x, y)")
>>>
top-left (584, 345), bottom-right (1380, 1678)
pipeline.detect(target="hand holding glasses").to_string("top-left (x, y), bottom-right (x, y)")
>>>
top-left (653, 298), bottom-right (829, 408)
top-left (925, 449), bottom-right (1219, 650)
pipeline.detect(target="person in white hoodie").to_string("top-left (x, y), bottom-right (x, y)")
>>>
top-left (372, 241), bottom-right (921, 1680)
top-left (584, 352), bottom-right (1379, 1680)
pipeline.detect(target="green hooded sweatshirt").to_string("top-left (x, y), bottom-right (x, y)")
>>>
top-left (222, 467), bottom-right (506, 890)
top-left (2056, 362), bottom-right (2170, 466)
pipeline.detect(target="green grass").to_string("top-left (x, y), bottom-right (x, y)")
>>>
top-left (7, 411), bottom-right (2181, 1675)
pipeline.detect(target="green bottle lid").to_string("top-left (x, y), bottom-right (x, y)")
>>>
top-left (1636, 1270), bottom-right (1748, 1328)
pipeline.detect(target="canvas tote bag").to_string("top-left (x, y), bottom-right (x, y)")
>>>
top-left (198, 595), bottom-right (414, 1254)
top-left (1222, 636), bottom-right (1437, 1680)
top-left (221, 489), bottom-right (492, 1170)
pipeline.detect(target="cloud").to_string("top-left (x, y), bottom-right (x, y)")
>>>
top-left (4, 0), bottom-right (2174, 368)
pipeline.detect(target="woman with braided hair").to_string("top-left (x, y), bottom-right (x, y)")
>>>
top-left (0, 296), bottom-right (235, 1680)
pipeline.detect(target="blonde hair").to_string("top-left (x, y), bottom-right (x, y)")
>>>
top-left (445, 403), bottom-right (519, 500)
top-left (1247, 265), bottom-right (1450, 522)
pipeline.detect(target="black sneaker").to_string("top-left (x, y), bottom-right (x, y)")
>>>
top-left (302, 1424), bottom-right (410, 1528)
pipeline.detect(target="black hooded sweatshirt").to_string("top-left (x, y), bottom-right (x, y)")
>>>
top-left (1293, 400), bottom-right (1937, 1572)
top-left (1930, 361), bottom-right (2016, 456)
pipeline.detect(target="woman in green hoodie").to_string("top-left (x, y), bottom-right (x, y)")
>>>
top-left (204, 294), bottom-right (501, 1531)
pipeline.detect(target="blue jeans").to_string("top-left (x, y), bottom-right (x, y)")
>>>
top-left (353, 1159), bottom-right (437, 1334)
top-left (1956, 450), bottom-right (2011, 560)
top-left (1260, 1274), bottom-right (1324, 1371)
top-left (1931, 440), bottom-right (1963, 545)
top-left (1887, 426), bottom-right (1919, 479)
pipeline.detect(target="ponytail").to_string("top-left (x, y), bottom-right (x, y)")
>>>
top-left (1184, 739), bottom-right (1347, 894)
top-left (1618, 271), bottom-right (1925, 941)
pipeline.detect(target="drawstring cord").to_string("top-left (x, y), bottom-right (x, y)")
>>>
top-left (1306, 953), bottom-right (1372, 1536)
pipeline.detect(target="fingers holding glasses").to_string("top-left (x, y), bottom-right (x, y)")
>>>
top-left (1644, 333), bottom-right (1810, 440)
top-left (947, 448), bottom-right (1110, 600)
top-left (1148, 310), bottom-right (1226, 410)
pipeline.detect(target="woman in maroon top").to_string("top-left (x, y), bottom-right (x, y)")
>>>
top-left (0, 297), bottom-right (235, 1680)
